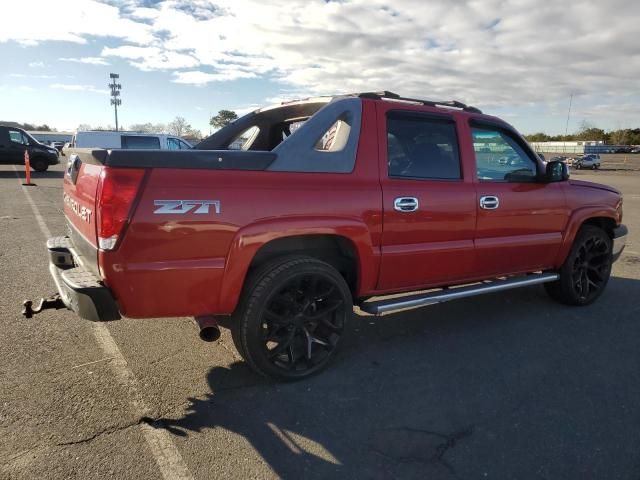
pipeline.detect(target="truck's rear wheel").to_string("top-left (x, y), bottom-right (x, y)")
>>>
top-left (231, 256), bottom-right (352, 381)
top-left (545, 225), bottom-right (612, 306)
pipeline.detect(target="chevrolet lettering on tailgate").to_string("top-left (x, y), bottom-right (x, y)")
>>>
top-left (63, 192), bottom-right (92, 223)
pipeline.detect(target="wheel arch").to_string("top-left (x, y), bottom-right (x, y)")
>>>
top-left (218, 218), bottom-right (379, 313)
top-left (556, 207), bottom-right (618, 266)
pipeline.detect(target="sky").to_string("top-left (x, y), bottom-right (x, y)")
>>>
top-left (0, 0), bottom-right (638, 136)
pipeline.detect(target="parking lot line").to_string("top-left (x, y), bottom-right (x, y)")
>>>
top-left (12, 166), bottom-right (194, 480)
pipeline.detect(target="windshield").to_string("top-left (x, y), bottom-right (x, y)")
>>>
top-left (23, 132), bottom-right (41, 146)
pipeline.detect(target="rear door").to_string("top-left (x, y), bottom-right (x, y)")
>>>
top-left (470, 123), bottom-right (568, 276)
top-left (377, 106), bottom-right (477, 291)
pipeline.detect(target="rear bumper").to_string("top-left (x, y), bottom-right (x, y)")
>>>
top-left (47, 236), bottom-right (120, 321)
top-left (612, 225), bottom-right (627, 262)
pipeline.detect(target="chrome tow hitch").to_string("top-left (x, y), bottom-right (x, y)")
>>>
top-left (22, 294), bottom-right (66, 319)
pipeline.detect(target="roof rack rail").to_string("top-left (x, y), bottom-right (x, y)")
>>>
top-left (358, 91), bottom-right (482, 114)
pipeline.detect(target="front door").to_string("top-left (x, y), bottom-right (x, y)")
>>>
top-left (378, 108), bottom-right (477, 291)
top-left (470, 124), bottom-right (568, 276)
top-left (6, 128), bottom-right (29, 164)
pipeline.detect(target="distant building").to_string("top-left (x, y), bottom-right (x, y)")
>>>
top-left (28, 131), bottom-right (73, 144)
top-left (529, 140), bottom-right (624, 154)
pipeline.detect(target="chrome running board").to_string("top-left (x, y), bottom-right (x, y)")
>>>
top-left (360, 272), bottom-right (559, 315)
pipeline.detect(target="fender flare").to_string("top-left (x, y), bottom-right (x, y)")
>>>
top-left (218, 216), bottom-right (379, 313)
top-left (555, 206), bottom-right (617, 266)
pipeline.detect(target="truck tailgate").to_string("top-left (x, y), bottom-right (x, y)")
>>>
top-left (63, 154), bottom-right (102, 273)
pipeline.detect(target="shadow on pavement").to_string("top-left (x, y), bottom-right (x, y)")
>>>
top-left (149, 276), bottom-right (640, 479)
top-left (0, 170), bottom-right (65, 179)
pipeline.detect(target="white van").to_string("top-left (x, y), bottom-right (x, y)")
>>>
top-left (71, 131), bottom-right (192, 150)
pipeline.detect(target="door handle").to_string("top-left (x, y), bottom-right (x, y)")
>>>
top-left (479, 195), bottom-right (500, 210)
top-left (394, 197), bottom-right (419, 212)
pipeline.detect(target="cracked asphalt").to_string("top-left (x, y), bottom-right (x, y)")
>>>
top-left (1, 161), bottom-right (639, 479)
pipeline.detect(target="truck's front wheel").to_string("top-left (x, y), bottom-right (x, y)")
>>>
top-left (545, 225), bottom-right (612, 306)
top-left (231, 256), bottom-right (352, 381)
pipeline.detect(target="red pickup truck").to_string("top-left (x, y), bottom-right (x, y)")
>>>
top-left (38, 91), bottom-right (627, 380)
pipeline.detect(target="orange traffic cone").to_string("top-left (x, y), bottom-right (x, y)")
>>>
top-left (23, 150), bottom-right (35, 186)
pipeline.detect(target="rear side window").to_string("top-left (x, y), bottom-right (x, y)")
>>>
top-left (386, 113), bottom-right (461, 180)
top-left (314, 119), bottom-right (351, 152)
top-left (121, 135), bottom-right (160, 149)
top-left (229, 126), bottom-right (260, 150)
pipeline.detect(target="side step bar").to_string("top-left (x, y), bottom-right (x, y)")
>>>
top-left (360, 273), bottom-right (559, 316)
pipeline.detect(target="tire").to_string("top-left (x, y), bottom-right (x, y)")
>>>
top-left (230, 256), bottom-right (352, 381)
top-left (545, 225), bottom-right (612, 306)
top-left (591, 164), bottom-right (596, 170)
top-left (31, 158), bottom-right (48, 172)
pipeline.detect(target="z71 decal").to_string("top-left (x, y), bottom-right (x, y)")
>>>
top-left (153, 200), bottom-right (221, 215)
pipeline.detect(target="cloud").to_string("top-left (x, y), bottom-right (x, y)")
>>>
top-left (2, 0), bottom-right (639, 119)
top-left (101, 46), bottom-right (199, 70)
top-left (28, 61), bottom-right (45, 68)
top-left (50, 83), bottom-right (107, 95)
top-left (0, 0), bottom-right (153, 45)
top-left (9, 73), bottom-right (56, 79)
top-left (172, 69), bottom-right (256, 85)
top-left (60, 57), bottom-right (111, 66)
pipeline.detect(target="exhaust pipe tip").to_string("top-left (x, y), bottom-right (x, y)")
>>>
top-left (199, 325), bottom-right (221, 342)
top-left (195, 316), bottom-right (221, 342)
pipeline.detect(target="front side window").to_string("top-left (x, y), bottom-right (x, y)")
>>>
top-left (472, 127), bottom-right (538, 182)
top-left (387, 113), bottom-right (461, 180)
top-left (121, 135), bottom-right (161, 149)
top-left (9, 130), bottom-right (27, 145)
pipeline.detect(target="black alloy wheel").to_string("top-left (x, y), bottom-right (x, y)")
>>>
top-left (570, 233), bottom-right (611, 302)
top-left (545, 225), bottom-right (612, 305)
top-left (261, 273), bottom-right (345, 372)
top-left (232, 256), bottom-right (352, 380)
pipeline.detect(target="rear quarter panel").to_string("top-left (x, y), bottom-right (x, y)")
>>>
top-left (102, 132), bottom-right (382, 318)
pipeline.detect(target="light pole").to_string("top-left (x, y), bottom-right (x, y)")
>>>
top-left (109, 73), bottom-right (122, 131)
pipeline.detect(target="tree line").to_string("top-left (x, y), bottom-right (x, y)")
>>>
top-left (525, 124), bottom-right (640, 145)
top-left (5, 110), bottom-right (241, 141)
top-left (80, 116), bottom-right (203, 140)
top-left (0, 121), bottom-right (56, 131)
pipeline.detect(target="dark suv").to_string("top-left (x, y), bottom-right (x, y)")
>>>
top-left (0, 125), bottom-right (59, 171)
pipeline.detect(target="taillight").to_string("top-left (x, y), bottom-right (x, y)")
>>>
top-left (616, 198), bottom-right (623, 223)
top-left (96, 167), bottom-right (145, 250)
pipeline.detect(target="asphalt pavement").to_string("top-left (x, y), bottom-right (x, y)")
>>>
top-left (1, 161), bottom-right (639, 479)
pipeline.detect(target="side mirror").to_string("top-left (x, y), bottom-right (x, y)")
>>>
top-left (544, 160), bottom-right (569, 182)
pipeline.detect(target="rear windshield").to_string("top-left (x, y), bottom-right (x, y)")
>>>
top-left (121, 135), bottom-right (160, 149)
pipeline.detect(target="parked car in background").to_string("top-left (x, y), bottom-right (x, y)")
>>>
top-left (50, 141), bottom-right (65, 155)
top-left (573, 154), bottom-right (601, 170)
top-left (71, 131), bottom-right (192, 150)
top-left (614, 146), bottom-right (632, 154)
top-left (0, 125), bottom-right (59, 171)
